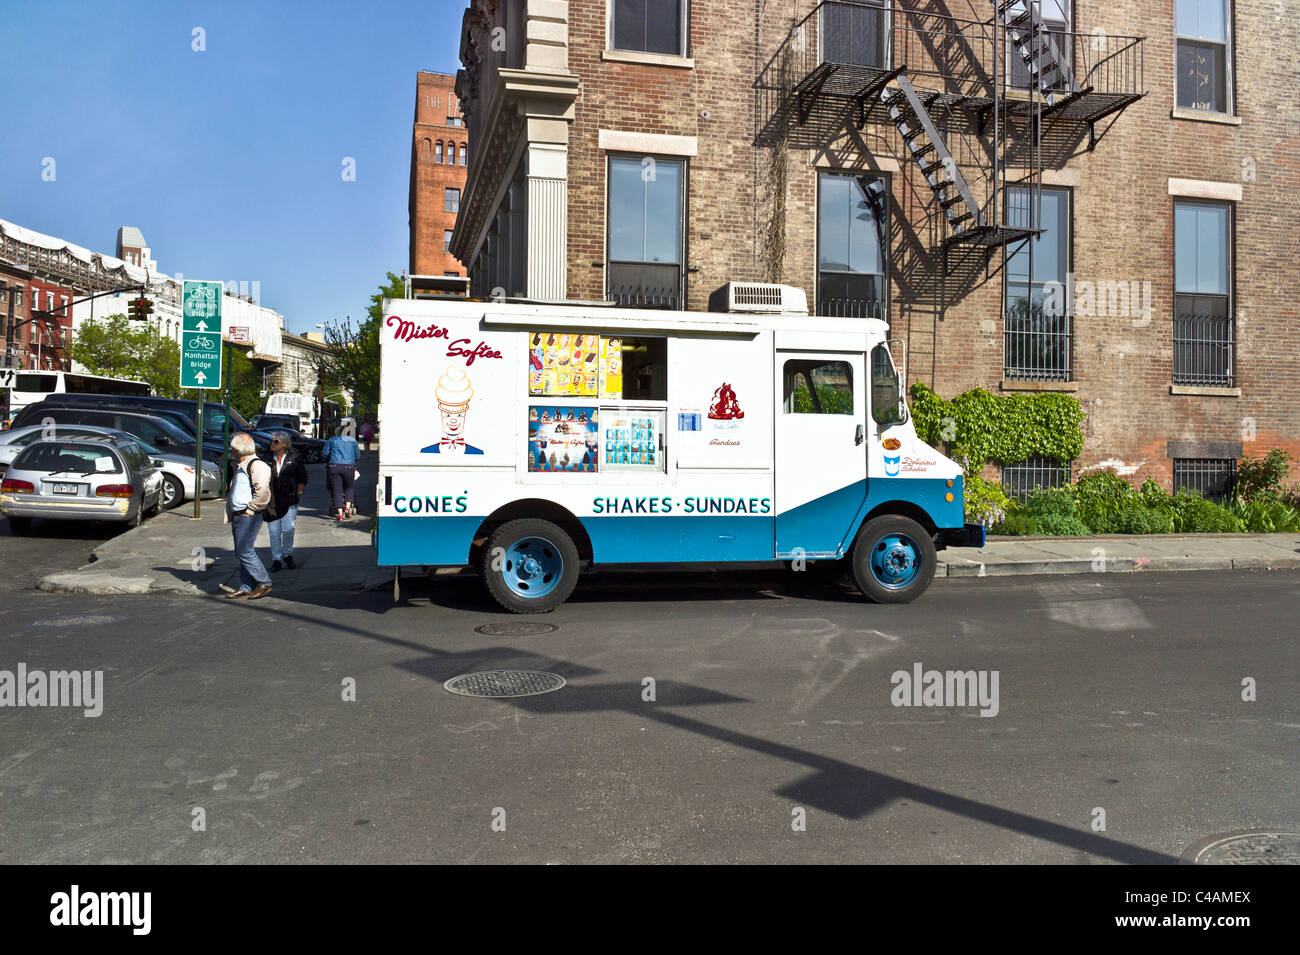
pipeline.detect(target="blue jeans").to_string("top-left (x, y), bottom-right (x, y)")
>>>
top-left (266, 505), bottom-right (298, 561)
top-left (231, 513), bottom-right (270, 592)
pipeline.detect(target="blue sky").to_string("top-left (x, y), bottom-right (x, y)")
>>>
top-left (0, 0), bottom-right (463, 334)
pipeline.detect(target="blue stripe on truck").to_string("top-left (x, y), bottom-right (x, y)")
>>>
top-left (376, 475), bottom-right (965, 567)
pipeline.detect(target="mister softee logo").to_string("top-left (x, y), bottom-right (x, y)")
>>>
top-left (385, 315), bottom-right (503, 366)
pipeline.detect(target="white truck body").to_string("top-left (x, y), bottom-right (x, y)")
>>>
top-left (376, 296), bottom-right (980, 609)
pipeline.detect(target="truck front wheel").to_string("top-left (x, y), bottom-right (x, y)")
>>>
top-left (481, 519), bottom-right (580, 614)
top-left (850, 515), bottom-right (937, 604)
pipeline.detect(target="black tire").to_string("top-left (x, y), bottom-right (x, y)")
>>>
top-left (129, 499), bottom-right (143, 527)
top-left (161, 474), bottom-right (185, 509)
top-left (7, 517), bottom-right (32, 536)
top-left (480, 518), bottom-right (580, 614)
top-left (304, 446), bottom-right (322, 463)
top-left (850, 514), bottom-right (937, 604)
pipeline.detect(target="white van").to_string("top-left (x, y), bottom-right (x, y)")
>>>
top-left (375, 286), bottom-right (983, 612)
top-left (264, 392), bottom-right (313, 432)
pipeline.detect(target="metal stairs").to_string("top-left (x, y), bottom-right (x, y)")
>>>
top-left (995, 0), bottom-right (1081, 107)
top-left (880, 75), bottom-right (982, 238)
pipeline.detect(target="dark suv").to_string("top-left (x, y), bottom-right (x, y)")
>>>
top-left (28, 393), bottom-right (253, 443)
top-left (9, 404), bottom-right (223, 461)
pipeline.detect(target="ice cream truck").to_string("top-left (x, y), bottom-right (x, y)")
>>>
top-left (376, 283), bottom-right (984, 613)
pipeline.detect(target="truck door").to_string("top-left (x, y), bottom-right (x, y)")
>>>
top-left (774, 351), bottom-right (867, 558)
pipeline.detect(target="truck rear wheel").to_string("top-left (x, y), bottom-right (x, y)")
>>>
top-left (850, 515), bottom-right (936, 604)
top-left (481, 519), bottom-right (579, 614)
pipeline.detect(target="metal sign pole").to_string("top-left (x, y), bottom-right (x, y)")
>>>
top-left (195, 390), bottom-right (204, 519)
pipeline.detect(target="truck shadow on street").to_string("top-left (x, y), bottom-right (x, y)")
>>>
top-left (227, 591), bottom-right (1178, 863)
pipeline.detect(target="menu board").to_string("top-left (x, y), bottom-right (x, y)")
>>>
top-left (601, 409), bottom-right (664, 472)
top-left (528, 405), bottom-right (599, 472)
top-left (529, 332), bottom-right (599, 397)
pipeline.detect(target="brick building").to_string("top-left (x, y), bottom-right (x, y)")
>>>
top-left (452, 0), bottom-right (1300, 492)
top-left (409, 71), bottom-right (471, 278)
top-left (1, 262), bottom-right (72, 371)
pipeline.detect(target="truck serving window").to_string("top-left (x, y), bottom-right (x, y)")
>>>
top-left (783, 360), bottom-right (853, 414)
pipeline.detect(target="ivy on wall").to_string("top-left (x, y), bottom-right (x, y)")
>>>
top-left (909, 382), bottom-right (1085, 471)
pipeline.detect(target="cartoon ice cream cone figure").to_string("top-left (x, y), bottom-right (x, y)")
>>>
top-left (421, 365), bottom-right (483, 454)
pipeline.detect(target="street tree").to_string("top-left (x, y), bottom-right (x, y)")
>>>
top-left (311, 271), bottom-right (402, 420)
top-left (69, 314), bottom-right (183, 397)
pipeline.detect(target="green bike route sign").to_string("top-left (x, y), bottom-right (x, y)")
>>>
top-left (181, 280), bottom-right (223, 389)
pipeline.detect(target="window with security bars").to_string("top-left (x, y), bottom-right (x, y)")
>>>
top-left (1005, 186), bottom-right (1072, 381)
top-left (1001, 456), bottom-right (1072, 502)
top-left (1174, 201), bottom-right (1233, 386)
top-left (817, 172), bottom-right (888, 319)
top-left (1173, 458), bottom-right (1236, 503)
top-left (607, 156), bottom-right (683, 309)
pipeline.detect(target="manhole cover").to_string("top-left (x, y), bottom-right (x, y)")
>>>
top-left (30, 615), bottom-right (123, 628)
top-left (444, 670), bottom-right (567, 698)
top-left (473, 622), bottom-right (559, 637)
top-left (1182, 830), bottom-right (1300, 865)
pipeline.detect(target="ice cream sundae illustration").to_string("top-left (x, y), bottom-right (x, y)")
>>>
top-left (882, 437), bottom-right (902, 476)
top-left (708, 383), bottom-right (744, 420)
top-left (421, 365), bottom-right (483, 454)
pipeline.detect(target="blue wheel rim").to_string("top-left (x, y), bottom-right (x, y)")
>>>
top-left (869, 533), bottom-right (922, 590)
top-left (501, 536), bottom-right (563, 598)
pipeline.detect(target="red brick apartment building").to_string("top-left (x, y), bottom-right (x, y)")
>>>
top-left (1, 263), bottom-right (72, 371)
top-left (451, 1), bottom-right (1300, 493)
top-left (409, 71), bottom-right (471, 277)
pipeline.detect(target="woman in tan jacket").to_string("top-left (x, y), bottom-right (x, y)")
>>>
top-left (224, 432), bottom-right (273, 599)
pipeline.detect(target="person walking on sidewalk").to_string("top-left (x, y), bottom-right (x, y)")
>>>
top-left (224, 432), bottom-right (273, 599)
top-left (323, 424), bottom-right (361, 521)
top-left (361, 420), bottom-right (374, 456)
top-left (261, 430), bottom-right (308, 571)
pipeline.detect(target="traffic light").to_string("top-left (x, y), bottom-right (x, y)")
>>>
top-left (127, 297), bottom-right (154, 321)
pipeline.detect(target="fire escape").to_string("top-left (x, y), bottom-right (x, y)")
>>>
top-left (756, 1), bottom-right (1146, 294)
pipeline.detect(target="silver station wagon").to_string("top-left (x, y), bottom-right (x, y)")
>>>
top-left (0, 435), bottom-right (164, 535)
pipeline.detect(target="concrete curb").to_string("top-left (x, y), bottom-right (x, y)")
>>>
top-left (939, 554), bottom-right (1300, 578)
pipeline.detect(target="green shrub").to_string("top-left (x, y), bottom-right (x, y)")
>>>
top-left (1177, 497), bottom-right (1244, 533)
top-left (1113, 505), bottom-right (1175, 535)
top-left (990, 512), bottom-right (1035, 536)
top-left (1072, 470), bottom-right (1139, 532)
top-left (1228, 492), bottom-right (1300, 533)
top-left (1032, 514), bottom-right (1091, 536)
top-left (1235, 449), bottom-right (1293, 502)
top-left (1019, 489), bottom-right (1077, 519)
top-left (964, 475), bottom-right (1012, 528)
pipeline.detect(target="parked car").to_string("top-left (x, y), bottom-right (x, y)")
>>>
top-left (0, 425), bottom-right (219, 508)
top-left (0, 435), bottom-right (164, 534)
top-left (246, 428), bottom-right (326, 463)
top-left (27, 393), bottom-right (254, 445)
top-left (9, 403), bottom-right (225, 462)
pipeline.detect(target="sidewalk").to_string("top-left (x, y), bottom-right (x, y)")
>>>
top-left (938, 532), bottom-right (1300, 577)
top-left (39, 453), bottom-right (387, 597)
top-left (36, 468), bottom-right (1300, 595)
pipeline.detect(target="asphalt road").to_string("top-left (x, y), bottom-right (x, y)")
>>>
top-left (1, 566), bottom-right (1295, 864)
top-left (0, 514), bottom-right (123, 593)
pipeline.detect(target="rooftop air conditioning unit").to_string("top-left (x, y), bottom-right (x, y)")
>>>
top-left (708, 282), bottom-right (808, 316)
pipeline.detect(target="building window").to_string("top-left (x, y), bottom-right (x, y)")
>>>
top-left (607, 155), bottom-right (683, 308)
top-left (31, 289), bottom-right (38, 309)
top-left (1176, 0), bottom-right (1231, 113)
top-left (612, 0), bottom-right (686, 57)
top-left (459, 143), bottom-right (467, 166)
top-left (444, 230), bottom-right (454, 253)
top-left (817, 172), bottom-right (887, 318)
top-left (821, 0), bottom-right (887, 68)
top-left (435, 141), bottom-right (443, 163)
top-left (1002, 456), bottom-right (1072, 503)
top-left (445, 188), bottom-right (460, 213)
top-left (1005, 186), bottom-right (1072, 381)
top-left (1173, 458), bottom-right (1236, 503)
top-left (1174, 201), bottom-right (1232, 386)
